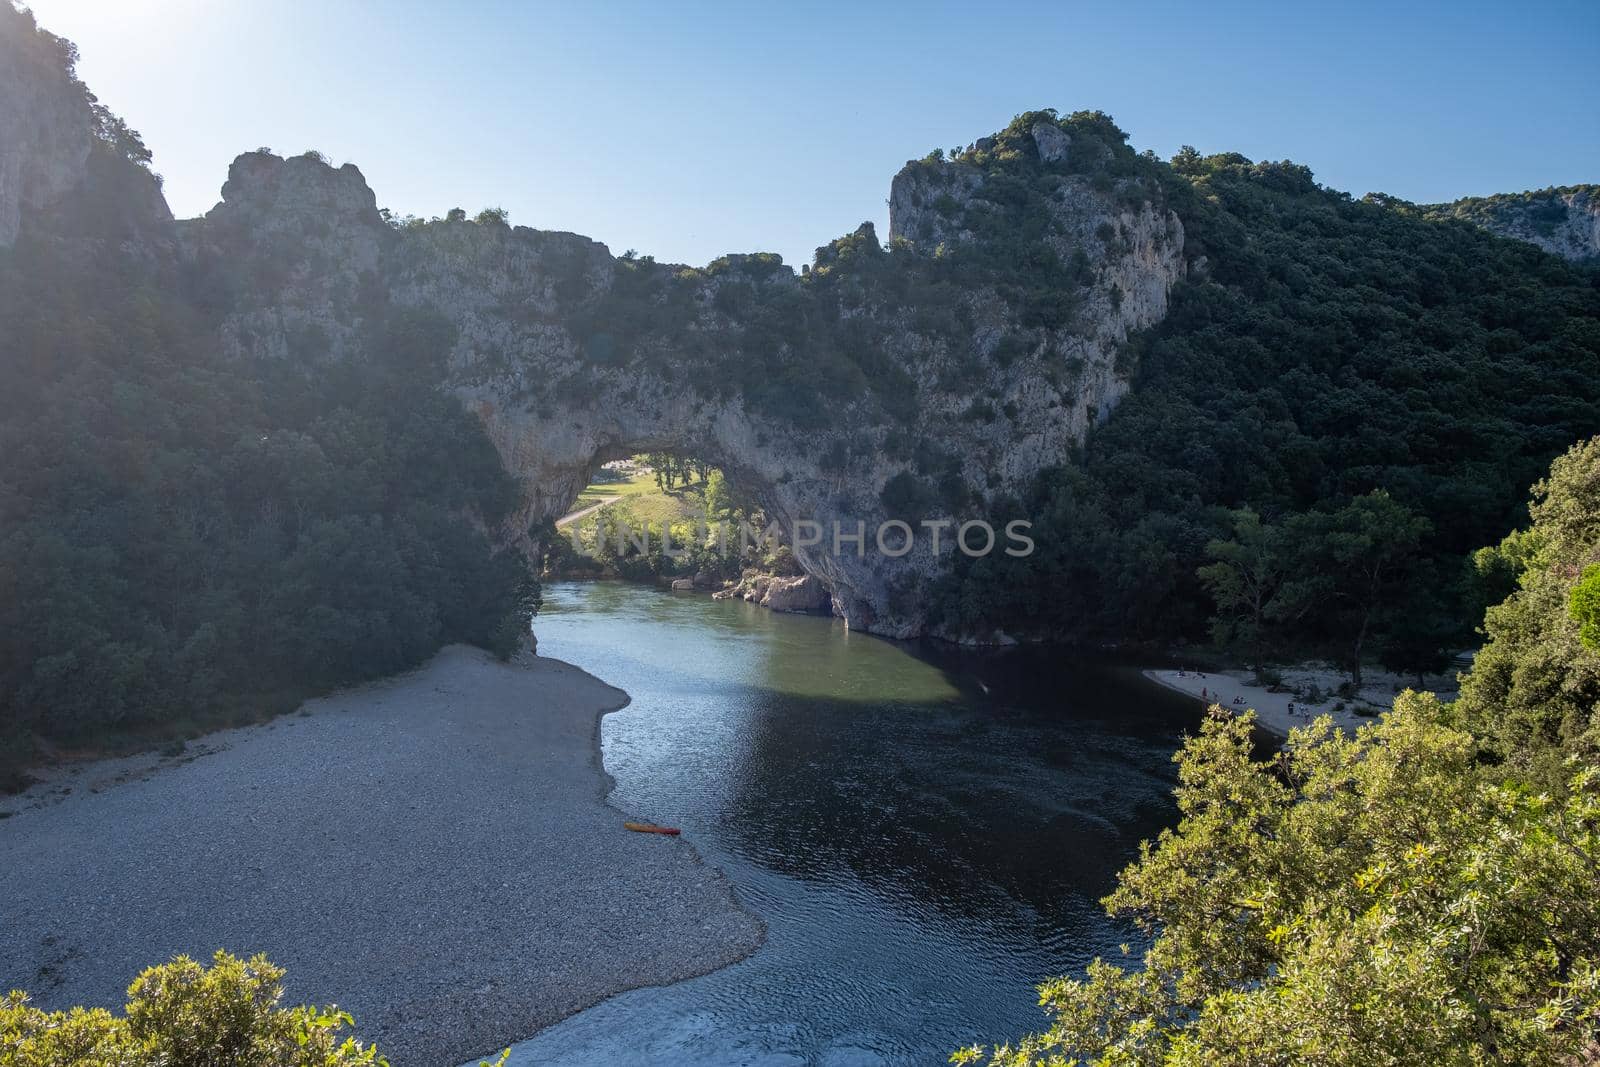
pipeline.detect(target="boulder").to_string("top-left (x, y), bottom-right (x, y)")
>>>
top-left (760, 574), bottom-right (830, 614)
top-left (1031, 121), bottom-right (1071, 164)
top-left (669, 577), bottom-right (695, 591)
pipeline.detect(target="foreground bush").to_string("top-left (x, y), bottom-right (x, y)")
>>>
top-left (1457, 436), bottom-right (1600, 784)
top-left (0, 951), bottom-right (387, 1066)
top-left (956, 699), bottom-right (1600, 1066)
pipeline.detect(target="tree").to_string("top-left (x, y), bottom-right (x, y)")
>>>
top-left (645, 452), bottom-right (676, 491)
top-left (703, 469), bottom-right (730, 520)
top-left (957, 699), bottom-right (1600, 1066)
top-left (1377, 561), bottom-right (1465, 689)
top-left (1457, 437), bottom-right (1600, 779)
top-left (1196, 508), bottom-right (1295, 673)
top-left (1573, 564), bottom-right (1600, 652)
top-left (1377, 618), bottom-right (1455, 689)
top-left (1290, 492), bottom-right (1430, 686)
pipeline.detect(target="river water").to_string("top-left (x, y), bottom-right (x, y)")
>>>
top-left (500, 581), bottom-right (1194, 1066)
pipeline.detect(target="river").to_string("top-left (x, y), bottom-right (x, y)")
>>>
top-left (499, 580), bottom-right (1194, 1066)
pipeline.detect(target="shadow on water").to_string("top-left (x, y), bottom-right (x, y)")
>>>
top-left (495, 582), bottom-right (1196, 1066)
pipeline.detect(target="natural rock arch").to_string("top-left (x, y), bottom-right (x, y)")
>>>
top-left (168, 115), bottom-right (1188, 637)
top-left (3, 83), bottom-right (1189, 636)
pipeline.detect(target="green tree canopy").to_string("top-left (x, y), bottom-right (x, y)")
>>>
top-left (1456, 436), bottom-right (1600, 781)
top-left (1195, 508), bottom-right (1297, 671)
top-left (1287, 491), bottom-right (1432, 685)
top-left (957, 700), bottom-right (1600, 1067)
top-left (1, 952), bottom-right (386, 1066)
top-left (1573, 564), bottom-right (1600, 653)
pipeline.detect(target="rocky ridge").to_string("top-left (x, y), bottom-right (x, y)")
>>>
top-left (155, 115), bottom-right (1190, 637)
top-left (8, 4), bottom-right (1588, 636)
top-left (1427, 185), bottom-right (1600, 262)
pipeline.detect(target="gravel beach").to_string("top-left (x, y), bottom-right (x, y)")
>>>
top-left (1143, 664), bottom-right (1459, 739)
top-left (0, 645), bottom-right (764, 1065)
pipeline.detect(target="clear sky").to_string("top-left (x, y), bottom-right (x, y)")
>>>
top-left (22, 0), bottom-right (1600, 268)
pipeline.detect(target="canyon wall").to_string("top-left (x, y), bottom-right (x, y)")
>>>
top-left (1427, 185), bottom-right (1599, 262)
top-left (7, 1), bottom-right (1585, 637)
top-left (171, 123), bottom-right (1184, 636)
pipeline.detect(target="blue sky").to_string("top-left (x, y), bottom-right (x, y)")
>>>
top-left (24, 0), bottom-right (1600, 268)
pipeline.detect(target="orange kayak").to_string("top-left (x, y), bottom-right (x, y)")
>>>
top-left (624, 821), bottom-right (681, 836)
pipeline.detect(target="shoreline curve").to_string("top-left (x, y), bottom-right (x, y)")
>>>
top-left (0, 644), bottom-right (765, 1066)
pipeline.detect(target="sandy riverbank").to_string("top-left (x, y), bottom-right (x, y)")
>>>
top-left (1143, 664), bottom-right (1460, 739)
top-left (0, 645), bottom-right (763, 1065)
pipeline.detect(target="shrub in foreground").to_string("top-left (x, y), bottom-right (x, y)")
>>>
top-left (0, 952), bottom-right (385, 1066)
top-left (955, 699), bottom-right (1600, 1066)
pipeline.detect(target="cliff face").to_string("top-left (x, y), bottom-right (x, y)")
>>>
top-left (1428, 186), bottom-right (1600, 262)
top-left (174, 129), bottom-right (1184, 637)
top-left (0, 9), bottom-right (88, 247)
top-left (87, 99), bottom-right (1177, 639)
top-left (0, 7), bottom-right (170, 249)
top-left (178, 151), bottom-right (388, 362)
top-left (1, 94), bottom-right (1153, 639)
top-left (14, 12), bottom-right (1586, 638)
top-left (1, 5), bottom-right (1189, 642)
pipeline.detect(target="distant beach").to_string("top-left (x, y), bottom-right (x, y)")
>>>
top-left (0, 646), bottom-right (763, 1066)
top-left (1143, 664), bottom-right (1460, 740)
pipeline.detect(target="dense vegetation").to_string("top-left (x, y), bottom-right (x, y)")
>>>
top-left (1456, 437), bottom-right (1600, 786)
top-left (0, 9), bottom-right (537, 787)
top-left (966, 442), bottom-right (1600, 1065)
top-left (574, 109), bottom-right (1600, 679)
top-left (929, 113), bottom-right (1600, 673)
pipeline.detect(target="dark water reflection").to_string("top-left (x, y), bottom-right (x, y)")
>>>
top-left (498, 582), bottom-right (1193, 1066)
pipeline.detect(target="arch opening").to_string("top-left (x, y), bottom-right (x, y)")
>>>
top-left (535, 446), bottom-right (840, 621)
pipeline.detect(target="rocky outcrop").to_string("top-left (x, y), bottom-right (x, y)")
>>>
top-left (713, 573), bottom-right (831, 614)
top-left (11, 27), bottom-right (1586, 638)
top-left (0, 72), bottom-right (1191, 638)
top-left (0, 23), bottom-right (1190, 639)
top-left (1428, 186), bottom-right (1600, 262)
top-left (162, 108), bottom-right (1193, 638)
top-left (0, 7), bottom-right (170, 249)
top-left (761, 575), bottom-right (831, 613)
top-left (0, 8), bottom-right (89, 247)
top-left (4, 6), bottom-right (1592, 648)
top-left (178, 151), bottom-right (388, 362)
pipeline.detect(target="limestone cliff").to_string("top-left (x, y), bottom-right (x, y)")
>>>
top-left (160, 112), bottom-right (1188, 638)
top-left (0, 43), bottom-right (1224, 638)
top-left (0, 7), bottom-right (170, 249)
top-left (1426, 185), bottom-right (1600, 262)
top-left (14, 12), bottom-right (1585, 638)
top-left (0, 8), bottom-right (88, 247)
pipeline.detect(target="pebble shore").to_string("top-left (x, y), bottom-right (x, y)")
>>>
top-left (0, 645), bottom-right (763, 1065)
